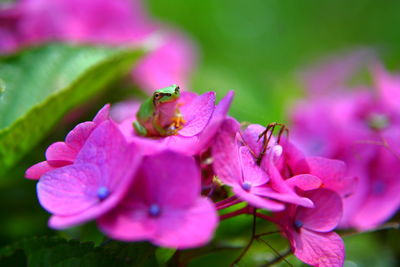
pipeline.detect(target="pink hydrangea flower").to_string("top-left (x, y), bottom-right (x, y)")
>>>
top-left (291, 56), bottom-right (400, 230)
top-left (116, 90), bottom-right (234, 156)
top-left (212, 118), bottom-right (315, 211)
top-left (98, 150), bottom-right (218, 249)
top-left (0, 0), bottom-right (195, 92)
top-left (37, 120), bottom-right (142, 229)
top-left (273, 188), bottom-right (345, 267)
top-left (25, 104), bottom-right (110, 180)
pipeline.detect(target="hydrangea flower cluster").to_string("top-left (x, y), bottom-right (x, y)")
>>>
top-left (27, 83), bottom-right (360, 266)
top-left (0, 0), bottom-right (195, 92)
top-left (290, 53), bottom-right (400, 231)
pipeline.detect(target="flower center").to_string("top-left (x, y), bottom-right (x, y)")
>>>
top-left (97, 186), bottom-right (110, 200)
top-left (149, 204), bottom-right (161, 217)
top-left (242, 181), bottom-right (252, 191)
top-left (367, 113), bottom-right (389, 130)
top-left (294, 220), bottom-right (303, 229)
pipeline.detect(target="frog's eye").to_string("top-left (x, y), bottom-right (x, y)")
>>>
top-left (175, 86), bottom-right (180, 93)
top-left (154, 93), bottom-right (161, 99)
top-left (166, 93), bottom-right (172, 97)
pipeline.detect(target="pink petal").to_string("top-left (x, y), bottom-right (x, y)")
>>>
top-left (212, 118), bottom-right (241, 185)
top-left (281, 140), bottom-right (307, 168)
top-left (45, 142), bottom-right (77, 162)
top-left (153, 198), bottom-right (218, 248)
top-left (266, 161), bottom-right (297, 195)
top-left (132, 32), bottom-right (196, 93)
top-left (233, 186), bottom-right (284, 211)
top-left (291, 228), bottom-right (345, 267)
top-left (239, 146), bottom-right (269, 186)
top-left (92, 104), bottom-right (110, 124)
top-left (109, 100), bottom-right (140, 123)
top-left (37, 164), bottom-right (102, 216)
top-left (295, 157), bottom-right (349, 195)
top-left (296, 189), bottom-right (342, 232)
top-left (47, 121), bottom-right (142, 229)
top-left (25, 161), bottom-right (56, 180)
top-left (179, 91), bottom-right (197, 106)
top-left (98, 201), bottom-right (157, 242)
top-left (302, 49), bottom-right (375, 95)
top-left (99, 198), bottom-right (218, 249)
top-left (190, 90), bottom-right (234, 153)
top-left (252, 186), bottom-right (314, 208)
top-left (75, 121), bottom-right (141, 189)
top-left (350, 144), bottom-right (400, 229)
top-left (141, 150), bottom-right (201, 208)
top-left (179, 92), bottom-right (216, 137)
top-left (373, 64), bottom-right (400, 110)
top-left (65, 121), bottom-right (96, 151)
top-left (239, 124), bottom-right (266, 156)
top-left (286, 174), bottom-right (322, 191)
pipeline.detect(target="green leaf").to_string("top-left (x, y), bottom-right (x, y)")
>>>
top-left (0, 237), bottom-right (158, 267)
top-left (102, 240), bottom-right (158, 266)
top-left (155, 247), bottom-right (176, 266)
top-left (0, 43), bottom-right (144, 175)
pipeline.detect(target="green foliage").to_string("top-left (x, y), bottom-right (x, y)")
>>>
top-left (149, 0), bottom-right (400, 124)
top-left (0, 237), bottom-right (159, 267)
top-left (0, 43), bottom-right (144, 176)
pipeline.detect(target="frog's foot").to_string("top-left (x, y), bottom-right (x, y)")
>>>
top-left (133, 121), bottom-right (148, 136)
top-left (164, 114), bottom-right (186, 135)
top-left (171, 113), bottom-right (186, 130)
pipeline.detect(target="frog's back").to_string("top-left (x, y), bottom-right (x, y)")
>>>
top-left (136, 97), bottom-right (154, 124)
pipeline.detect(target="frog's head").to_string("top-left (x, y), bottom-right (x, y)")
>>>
top-left (153, 84), bottom-right (180, 105)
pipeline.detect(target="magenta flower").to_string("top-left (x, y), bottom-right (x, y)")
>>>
top-left (212, 118), bottom-right (314, 210)
top-left (117, 90), bottom-right (234, 156)
top-left (291, 57), bottom-right (400, 230)
top-left (25, 104), bottom-right (110, 180)
top-left (273, 188), bottom-right (345, 267)
top-left (37, 120), bottom-right (142, 229)
top-left (98, 150), bottom-right (218, 249)
top-left (0, 0), bottom-right (195, 92)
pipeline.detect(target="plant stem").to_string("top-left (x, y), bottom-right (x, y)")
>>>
top-left (219, 207), bottom-right (248, 220)
top-left (230, 208), bottom-right (257, 266)
top-left (215, 195), bottom-right (238, 206)
top-left (255, 212), bottom-right (279, 224)
top-left (260, 248), bottom-right (292, 267)
top-left (217, 199), bottom-right (243, 210)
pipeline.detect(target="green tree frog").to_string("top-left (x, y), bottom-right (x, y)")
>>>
top-left (133, 84), bottom-right (185, 137)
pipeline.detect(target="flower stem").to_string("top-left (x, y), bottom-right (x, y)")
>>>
top-left (216, 199), bottom-right (242, 210)
top-left (215, 195), bottom-right (238, 207)
top-left (219, 207), bottom-right (248, 220)
top-left (259, 247), bottom-right (292, 267)
top-left (255, 212), bottom-right (279, 224)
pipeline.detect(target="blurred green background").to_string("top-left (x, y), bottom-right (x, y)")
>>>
top-left (149, 0), bottom-right (400, 124)
top-left (1, 0), bottom-right (400, 266)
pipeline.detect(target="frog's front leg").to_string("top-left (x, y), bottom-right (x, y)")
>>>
top-left (133, 121), bottom-right (148, 136)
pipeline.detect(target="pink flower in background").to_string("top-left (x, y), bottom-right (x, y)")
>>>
top-left (37, 120), bottom-right (142, 229)
top-left (274, 189), bottom-right (345, 267)
top-left (212, 118), bottom-right (314, 210)
top-left (290, 53), bottom-right (400, 230)
top-left (25, 104), bottom-right (110, 180)
top-left (116, 90), bottom-right (234, 156)
top-left (0, 0), bottom-right (196, 92)
top-left (99, 150), bottom-right (218, 249)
